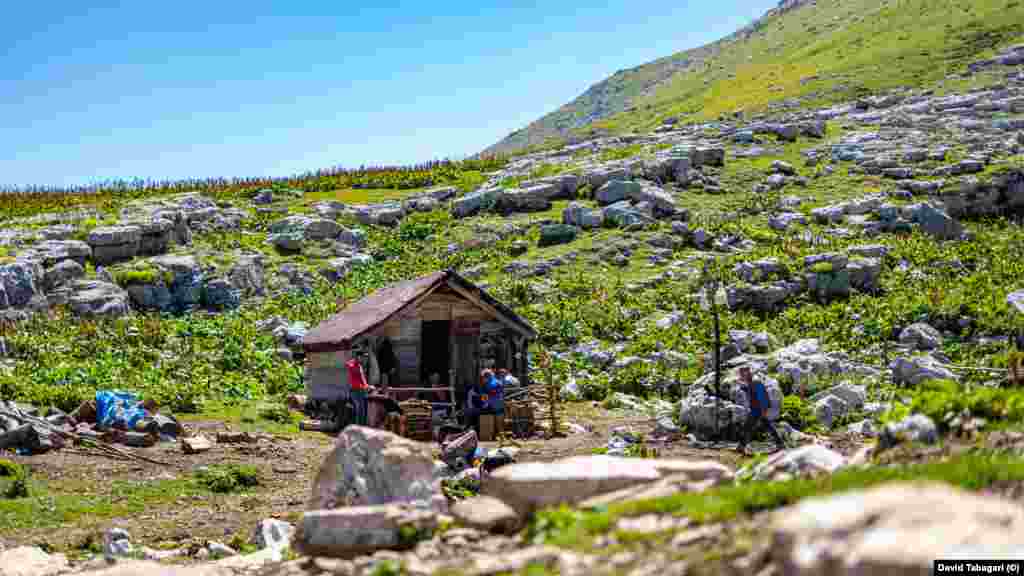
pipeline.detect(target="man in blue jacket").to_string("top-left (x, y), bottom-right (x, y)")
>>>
top-left (736, 366), bottom-right (786, 455)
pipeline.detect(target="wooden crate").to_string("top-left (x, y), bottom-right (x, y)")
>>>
top-left (479, 414), bottom-right (496, 441)
top-left (505, 401), bottom-right (535, 439)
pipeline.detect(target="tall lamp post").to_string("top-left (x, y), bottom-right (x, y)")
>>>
top-left (701, 263), bottom-right (728, 439)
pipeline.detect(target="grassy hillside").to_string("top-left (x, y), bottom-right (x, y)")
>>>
top-left (484, 0), bottom-right (1024, 156)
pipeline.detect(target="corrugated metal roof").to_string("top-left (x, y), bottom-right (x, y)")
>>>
top-left (301, 270), bottom-right (536, 353)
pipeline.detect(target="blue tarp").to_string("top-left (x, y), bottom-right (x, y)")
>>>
top-left (95, 390), bottom-right (149, 430)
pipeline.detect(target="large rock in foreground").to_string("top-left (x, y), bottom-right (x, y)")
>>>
top-left (292, 504), bottom-right (439, 559)
top-left (483, 455), bottom-right (732, 515)
top-left (771, 482), bottom-right (1024, 575)
top-left (746, 445), bottom-right (847, 481)
top-left (0, 546), bottom-right (68, 576)
top-left (450, 495), bottom-right (522, 534)
top-left (308, 426), bottom-right (438, 510)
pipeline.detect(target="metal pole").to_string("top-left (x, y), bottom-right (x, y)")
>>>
top-left (713, 296), bottom-right (721, 439)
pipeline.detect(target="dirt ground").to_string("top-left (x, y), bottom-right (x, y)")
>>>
top-left (1, 420), bottom-right (335, 555)
top-left (0, 402), bottom-right (874, 556)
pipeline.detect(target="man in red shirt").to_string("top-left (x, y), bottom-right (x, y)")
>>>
top-left (347, 352), bottom-right (369, 426)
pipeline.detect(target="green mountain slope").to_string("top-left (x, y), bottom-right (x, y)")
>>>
top-left (483, 0), bottom-right (1024, 157)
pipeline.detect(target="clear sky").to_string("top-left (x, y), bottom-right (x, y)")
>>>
top-left (1, 1), bottom-right (778, 189)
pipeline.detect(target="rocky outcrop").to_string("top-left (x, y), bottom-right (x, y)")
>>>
top-left (878, 414), bottom-right (939, 449)
top-left (595, 180), bottom-right (642, 206)
top-left (899, 322), bottom-right (942, 351)
top-left (746, 445), bottom-right (847, 481)
top-left (292, 504), bottom-right (440, 559)
top-left (890, 354), bottom-right (957, 385)
top-left (67, 280), bottom-right (132, 318)
top-left (24, 240), bottom-right (92, 267)
top-left (939, 168), bottom-right (1024, 219)
top-left (0, 260), bottom-right (44, 311)
top-left (308, 426), bottom-right (438, 511)
top-left (450, 496), bottom-right (522, 534)
top-left (87, 225), bottom-right (142, 265)
top-left (483, 455), bottom-right (732, 516)
top-left (453, 188), bottom-right (502, 218)
top-left (771, 483), bottom-right (1024, 575)
top-left (562, 202), bottom-right (604, 229)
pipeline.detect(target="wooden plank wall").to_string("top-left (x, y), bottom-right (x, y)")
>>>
top-left (304, 350), bottom-right (351, 401)
top-left (305, 286), bottom-right (527, 400)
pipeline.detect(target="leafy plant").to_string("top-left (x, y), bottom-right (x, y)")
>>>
top-left (0, 459), bottom-right (29, 499)
top-left (810, 261), bottom-right (834, 274)
top-left (194, 464), bottom-right (260, 493)
top-left (368, 559), bottom-right (403, 576)
top-left (781, 396), bottom-right (819, 432)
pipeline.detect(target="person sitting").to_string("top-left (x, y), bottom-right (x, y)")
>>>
top-left (495, 368), bottom-right (518, 394)
top-left (466, 370), bottom-right (500, 435)
top-left (486, 369), bottom-right (505, 417)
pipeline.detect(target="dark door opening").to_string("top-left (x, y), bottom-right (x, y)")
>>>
top-left (420, 321), bottom-right (450, 388)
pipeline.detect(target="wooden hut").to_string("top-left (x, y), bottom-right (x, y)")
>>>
top-left (301, 270), bottom-right (537, 411)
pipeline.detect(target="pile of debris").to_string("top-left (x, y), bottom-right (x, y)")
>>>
top-left (0, 390), bottom-right (182, 456)
top-left (439, 428), bottom-right (519, 502)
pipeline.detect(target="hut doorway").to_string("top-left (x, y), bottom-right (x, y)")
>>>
top-left (420, 320), bottom-right (450, 387)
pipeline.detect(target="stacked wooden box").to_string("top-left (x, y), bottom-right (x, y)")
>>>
top-left (384, 412), bottom-right (405, 437)
top-left (400, 400), bottom-right (434, 442)
top-left (529, 381), bottom-right (563, 435)
top-left (505, 400), bottom-right (535, 439)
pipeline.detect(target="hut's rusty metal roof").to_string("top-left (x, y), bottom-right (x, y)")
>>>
top-left (301, 270), bottom-right (536, 353)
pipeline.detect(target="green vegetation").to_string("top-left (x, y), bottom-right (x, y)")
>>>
top-left (369, 560), bottom-right (404, 576)
top-left (809, 261), bottom-right (833, 274)
top-left (491, 0), bottom-right (1024, 154)
top-left (0, 460), bottom-right (29, 500)
top-left (0, 476), bottom-right (208, 531)
top-left (598, 144), bottom-right (645, 162)
top-left (499, 163), bottom-right (573, 188)
top-left (194, 464), bottom-right (261, 494)
top-left (780, 396), bottom-right (821, 432)
top-left (527, 452), bottom-right (1024, 549)
top-left (0, 157), bottom-right (506, 224)
top-left (112, 265), bottom-right (164, 287)
top-left (885, 379), bottom-right (1024, 433)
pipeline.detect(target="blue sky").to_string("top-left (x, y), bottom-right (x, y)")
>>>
top-left (1, 1), bottom-right (777, 188)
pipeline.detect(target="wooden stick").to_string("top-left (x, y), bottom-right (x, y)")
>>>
top-left (77, 437), bottom-right (171, 467)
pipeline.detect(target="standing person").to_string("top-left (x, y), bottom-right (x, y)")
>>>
top-left (465, 375), bottom-right (483, 435)
top-left (347, 351), bottom-right (369, 427)
top-left (377, 337), bottom-right (397, 389)
top-left (736, 366), bottom-right (785, 455)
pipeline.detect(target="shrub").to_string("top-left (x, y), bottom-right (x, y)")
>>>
top-left (907, 379), bottom-right (1024, 431)
top-left (194, 464), bottom-right (260, 493)
top-left (398, 220), bottom-right (435, 242)
top-left (258, 404), bottom-right (295, 424)
top-left (113, 267), bottom-right (161, 287)
top-left (0, 459), bottom-right (23, 478)
top-left (781, 395), bottom-right (818, 431)
top-left (0, 459), bottom-right (29, 499)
